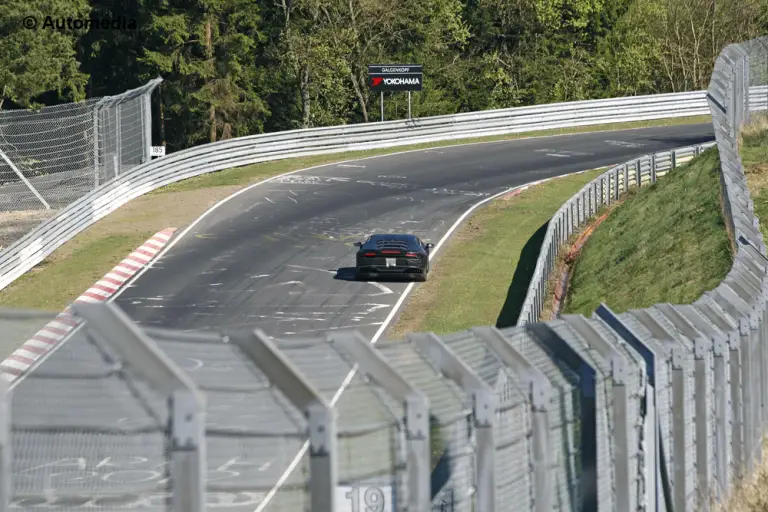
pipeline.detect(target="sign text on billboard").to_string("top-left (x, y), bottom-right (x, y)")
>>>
top-left (368, 65), bottom-right (423, 92)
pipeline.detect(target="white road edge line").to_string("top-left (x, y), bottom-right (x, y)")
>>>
top-left (252, 164), bottom-right (610, 511)
top-left (106, 119), bottom-right (701, 301)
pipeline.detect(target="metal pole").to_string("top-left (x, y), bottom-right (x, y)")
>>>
top-left (115, 103), bottom-right (122, 179)
top-left (408, 91), bottom-right (412, 120)
top-left (93, 104), bottom-right (100, 190)
top-left (142, 92), bottom-right (152, 164)
top-left (0, 148), bottom-right (50, 209)
top-left (380, 91), bottom-right (384, 122)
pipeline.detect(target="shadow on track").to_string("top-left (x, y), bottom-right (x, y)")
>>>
top-left (496, 221), bottom-right (549, 328)
top-left (333, 267), bottom-right (423, 283)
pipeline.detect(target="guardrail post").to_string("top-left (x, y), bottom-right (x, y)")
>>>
top-left (636, 159), bottom-right (642, 188)
top-left (327, 331), bottom-right (431, 512)
top-left (651, 154), bottom-right (658, 183)
top-left (469, 326), bottom-right (552, 512)
top-left (407, 332), bottom-right (496, 512)
top-left (591, 182), bottom-right (597, 215)
top-left (614, 166), bottom-right (620, 200)
top-left (576, 197), bottom-right (582, 225)
top-left (73, 302), bottom-right (206, 512)
top-left (671, 151), bottom-right (677, 169)
top-left (623, 164), bottom-right (629, 193)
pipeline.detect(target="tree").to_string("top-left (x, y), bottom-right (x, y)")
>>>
top-left (139, 0), bottom-right (270, 148)
top-left (0, 0), bottom-right (90, 108)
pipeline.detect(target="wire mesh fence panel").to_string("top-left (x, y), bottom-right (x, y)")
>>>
top-left (0, 79), bottom-right (160, 250)
top-left (272, 337), bottom-right (406, 512)
top-left (375, 338), bottom-right (474, 512)
top-left (499, 326), bottom-right (584, 510)
top-left (137, 332), bottom-right (311, 512)
top-left (10, 314), bottom-right (173, 511)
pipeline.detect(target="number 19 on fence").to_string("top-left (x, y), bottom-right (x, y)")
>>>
top-left (338, 485), bottom-right (393, 512)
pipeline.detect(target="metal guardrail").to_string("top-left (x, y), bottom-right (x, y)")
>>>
top-left (3, 87), bottom-right (758, 292)
top-left (5, 39), bottom-right (768, 512)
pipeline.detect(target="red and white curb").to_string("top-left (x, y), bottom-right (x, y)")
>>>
top-left (0, 228), bottom-right (176, 383)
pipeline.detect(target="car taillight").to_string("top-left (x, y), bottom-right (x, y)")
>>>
top-left (381, 250), bottom-right (400, 254)
top-left (405, 252), bottom-right (418, 257)
top-left (363, 252), bottom-right (376, 257)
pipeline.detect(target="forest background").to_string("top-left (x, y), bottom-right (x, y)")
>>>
top-left (0, 0), bottom-right (765, 152)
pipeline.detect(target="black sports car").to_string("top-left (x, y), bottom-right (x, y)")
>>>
top-left (353, 234), bottom-right (434, 281)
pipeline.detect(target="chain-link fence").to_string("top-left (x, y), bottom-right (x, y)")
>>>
top-left (0, 79), bottom-right (160, 249)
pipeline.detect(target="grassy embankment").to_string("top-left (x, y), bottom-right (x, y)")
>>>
top-left (716, 112), bottom-right (768, 512)
top-left (560, 146), bottom-right (732, 315)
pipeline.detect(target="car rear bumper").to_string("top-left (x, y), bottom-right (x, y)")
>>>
top-left (357, 265), bottom-right (426, 274)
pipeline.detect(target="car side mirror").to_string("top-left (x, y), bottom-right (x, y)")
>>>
top-left (353, 242), bottom-right (362, 247)
top-left (425, 243), bottom-right (434, 250)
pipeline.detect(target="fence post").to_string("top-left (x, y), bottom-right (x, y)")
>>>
top-left (594, 304), bottom-right (662, 512)
top-left (228, 329), bottom-right (337, 512)
top-left (115, 102), bottom-right (122, 176)
top-left (677, 303), bottom-right (733, 501)
top-left (327, 331), bottom-right (431, 512)
top-left (143, 92), bottom-right (153, 164)
top-left (525, 322), bottom-right (598, 511)
top-left (72, 301), bottom-right (206, 512)
top-left (469, 326), bottom-right (553, 512)
top-left (669, 345), bottom-right (691, 511)
top-left (92, 102), bottom-right (101, 189)
top-left (407, 332), bottom-right (497, 512)
top-left (561, 315), bottom-right (633, 511)
top-left (654, 304), bottom-right (714, 508)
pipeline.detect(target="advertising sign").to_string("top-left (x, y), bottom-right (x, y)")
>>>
top-left (368, 65), bottom-right (423, 92)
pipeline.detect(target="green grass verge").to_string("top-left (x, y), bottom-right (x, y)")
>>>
top-left (154, 115), bottom-right (711, 194)
top-left (388, 167), bottom-right (608, 337)
top-left (561, 146), bottom-right (732, 316)
top-left (0, 232), bottom-right (156, 311)
top-left (740, 113), bottom-right (768, 241)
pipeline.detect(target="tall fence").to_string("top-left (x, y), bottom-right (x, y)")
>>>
top-left (0, 79), bottom-right (161, 248)
top-left (3, 38), bottom-right (768, 512)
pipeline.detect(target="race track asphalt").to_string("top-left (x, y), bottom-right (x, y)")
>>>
top-left (11, 123), bottom-right (715, 511)
top-left (114, 124), bottom-right (714, 338)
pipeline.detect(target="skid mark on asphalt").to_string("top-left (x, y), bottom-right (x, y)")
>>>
top-left (284, 264), bottom-right (394, 296)
top-left (280, 322), bottom-right (384, 336)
